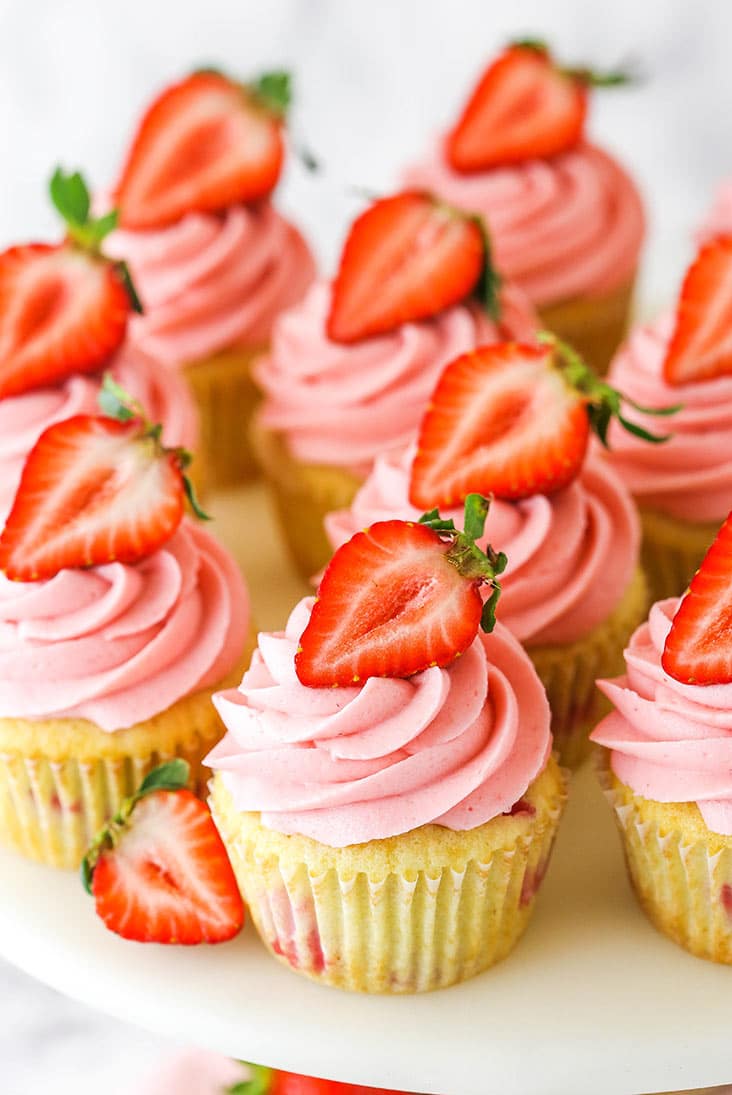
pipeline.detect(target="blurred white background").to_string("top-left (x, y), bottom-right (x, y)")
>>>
top-left (0, 0), bottom-right (731, 1091)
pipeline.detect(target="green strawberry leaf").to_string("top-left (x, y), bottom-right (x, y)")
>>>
top-left (254, 70), bottom-right (291, 117)
top-left (480, 584), bottom-right (502, 634)
top-left (472, 216), bottom-right (502, 322)
top-left (50, 166), bottom-right (91, 227)
top-left (462, 492), bottom-right (490, 542)
top-left (226, 1063), bottom-right (273, 1094)
top-left (138, 759), bottom-right (190, 797)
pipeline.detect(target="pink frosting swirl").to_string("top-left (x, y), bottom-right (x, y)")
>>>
top-left (208, 597), bottom-right (551, 846)
top-left (0, 520), bottom-right (249, 732)
top-left (403, 141), bottom-right (644, 306)
top-left (698, 178), bottom-right (732, 243)
top-left (325, 447), bottom-right (639, 646)
top-left (0, 343), bottom-right (199, 524)
top-left (254, 280), bottom-right (537, 473)
top-left (605, 312), bottom-right (732, 521)
top-left (107, 203), bottom-right (316, 366)
top-left (592, 598), bottom-right (732, 835)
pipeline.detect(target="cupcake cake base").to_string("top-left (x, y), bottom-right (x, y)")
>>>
top-left (211, 756), bottom-right (566, 994)
top-left (527, 566), bottom-right (648, 769)
top-left (252, 423), bottom-right (364, 579)
top-left (599, 757), bottom-right (732, 965)
top-left (538, 279), bottom-right (635, 376)
top-left (185, 346), bottom-right (267, 488)
top-left (639, 507), bottom-right (719, 603)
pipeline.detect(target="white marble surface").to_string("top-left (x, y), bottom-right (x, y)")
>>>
top-left (0, 0), bottom-right (731, 1091)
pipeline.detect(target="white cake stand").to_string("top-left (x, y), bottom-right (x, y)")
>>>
top-left (0, 487), bottom-right (729, 1095)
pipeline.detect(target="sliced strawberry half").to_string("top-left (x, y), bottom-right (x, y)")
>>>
top-left (446, 41), bottom-right (630, 172)
top-left (0, 376), bottom-right (206, 581)
top-left (662, 511), bottom-right (732, 686)
top-left (326, 190), bottom-right (499, 344)
top-left (115, 70), bottom-right (291, 229)
top-left (0, 168), bottom-right (139, 399)
top-left (295, 495), bottom-right (506, 687)
top-left (663, 238), bottom-right (732, 386)
top-left (409, 336), bottom-right (677, 508)
top-left (82, 760), bottom-right (244, 945)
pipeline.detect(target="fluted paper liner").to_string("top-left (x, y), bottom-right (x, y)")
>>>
top-left (639, 507), bottom-right (719, 604)
top-left (0, 656), bottom-right (251, 871)
top-left (185, 346), bottom-right (267, 487)
top-left (251, 422), bottom-right (364, 580)
top-left (211, 756), bottom-right (567, 994)
top-left (527, 566), bottom-right (648, 769)
top-left (598, 754), bottom-right (732, 964)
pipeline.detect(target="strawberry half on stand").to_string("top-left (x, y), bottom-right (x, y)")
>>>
top-left (662, 510), bottom-right (732, 686)
top-left (409, 335), bottom-right (678, 509)
top-left (295, 494), bottom-right (506, 688)
top-left (82, 760), bottom-right (244, 945)
top-left (227, 1062), bottom-right (410, 1095)
top-left (0, 375), bottom-right (207, 582)
top-left (663, 237), bottom-right (732, 386)
top-left (326, 190), bottom-right (502, 343)
top-left (0, 168), bottom-right (140, 399)
top-left (446, 39), bottom-right (632, 172)
top-left (115, 69), bottom-right (292, 229)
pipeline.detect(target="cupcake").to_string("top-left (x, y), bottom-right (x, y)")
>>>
top-left (326, 445), bottom-right (644, 769)
top-left (108, 69), bottom-right (316, 486)
top-left (402, 40), bottom-right (645, 372)
top-left (0, 168), bottom-right (202, 519)
top-left (253, 189), bottom-right (537, 578)
top-left (591, 513), bottom-right (732, 963)
top-left (209, 501), bottom-right (566, 993)
top-left (604, 238), bottom-right (732, 602)
top-left (0, 398), bottom-right (251, 870)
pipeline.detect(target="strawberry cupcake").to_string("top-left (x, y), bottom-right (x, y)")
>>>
top-left (0, 395), bottom-right (251, 870)
top-left (325, 336), bottom-right (657, 766)
top-left (209, 502), bottom-right (566, 993)
top-left (592, 513), bottom-right (732, 964)
top-left (253, 190), bottom-right (537, 577)
top-left (604, 238), bottom-right (732, 602)
top-left (108, 69), bottom-right (316, 486)
top-left (402, 40), bottom-right (645, 373)
top-left (0, 169), bottom-right (201, 520)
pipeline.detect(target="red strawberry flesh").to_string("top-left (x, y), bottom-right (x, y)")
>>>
top-left (327, 191), bottom-right (485, 343)
top-left (663, 238), bottom-right (732, 386)
top-left (662, 511), bottom-right (732, 685)
top-left (116, 72), bottom-right (284, 229)
top-left (92, 789), bottom-right (244, 944)
top-left (410, 343), bottom-right (589, 507)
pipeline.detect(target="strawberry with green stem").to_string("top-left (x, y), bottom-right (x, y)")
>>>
top-left (0, 374), bottom-right (207, 582)
top-left (447, 39), bottom-right (635, 172)
top-left (115, 69), bottom-right (296, 230)
top-left (295, 494), bottom-right (506, 688)
top-left (82, 759), bottom-right (244, 945)
top-left (226, 1062), bottom-right (410, 1094)
top-left (409, 333), bottom-right (679, 509)
top-left (0, 167), bottom-right (141, 399)
top-left (327, 190), bottom-right (503, 344)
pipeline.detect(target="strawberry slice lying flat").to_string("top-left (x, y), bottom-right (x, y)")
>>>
top-left (0, 168), bottom-right (139, 399)
top-left (326, 190), bottom-right (500, 343)
top-left (116, 70), bottom-right (291, 229)
top-left (82, 760), bottom-right (244, 945)
top-left (662, 511), bottom-right (732, 686)
top-left (295, 495), bottom-right (506, 687)
top-left (0, 376), bottom-right (206, 582)
top-left (409, 336), bottom-right (677, 508)
top-left (228, 1062), bottom-right (408, 1094)
top-left (446, 40), bottom-right (630, 172)
top-left (663, 238), bottom-right (732, 386)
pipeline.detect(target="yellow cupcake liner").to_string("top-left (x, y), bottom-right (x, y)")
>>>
top-left (211, 755), bottom-right (566, 994)
top-left (0, 653), bottom-right (250, 871)
top-left (527, 566), bottom-right (648, 769)
top-left (184, 346), bottom-right (267, 488)
top-left (537, 277), bottom-right (636, 376)
top-left (251, 422), bottom-right (364, 580)
top-left (639, 506), bottom-right (719, 604)
top-left (598, 755), bottom-right (732, 965)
